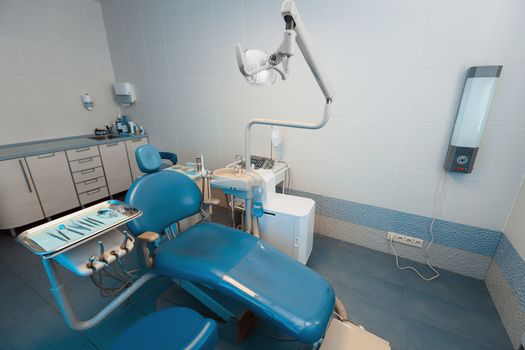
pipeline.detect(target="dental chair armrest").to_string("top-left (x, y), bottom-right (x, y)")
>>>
top-left (137, 232), bottom-right (160, 268)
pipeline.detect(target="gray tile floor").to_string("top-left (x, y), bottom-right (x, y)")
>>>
top-left (0, 227), bottom-right (513, 350)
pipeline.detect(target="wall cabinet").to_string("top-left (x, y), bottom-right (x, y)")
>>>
top-left (0, 158), bottom-right (44, 229)
top-left (25, 152), bottom-right (79, 217)
top-left (99, 141), bottom-right (132, 195)
top-left (125, 137), bottom-right (149, 181)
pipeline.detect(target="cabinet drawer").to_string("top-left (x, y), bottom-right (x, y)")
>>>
top-left (72, 166), bottom-right (105, 183)
top-left (69, 156), bottom-right (102, 172)
top-left (66, 146), bottom-right (100, 161)
top-left (78, 186), bottom-right (108, 205)
top-left (75, 176), bottom-right (106, 194)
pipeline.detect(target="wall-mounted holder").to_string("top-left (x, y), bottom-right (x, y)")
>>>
top-left (444, 65), bottom-right (502, 174)
top-left (114, 82), bottom-right (136, 106)
top-left (81, 93), bottom-right (93, 111)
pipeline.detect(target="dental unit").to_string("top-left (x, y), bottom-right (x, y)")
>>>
top-left (14, 1), bottom-right (391, 349)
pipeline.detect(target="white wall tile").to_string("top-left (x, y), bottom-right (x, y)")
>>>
top-left (0, 0), bottom-right (119, 146)
top-left (146, 46), bottom-right (169, 81)
top-left (162, 3), bottom-right (187, 46)
top-left (19, 41), bottom-right (66, 79)
top-left (141, 9), bottom-right (164, 49)
top-left (212, 0), bottom-right (243, 39)
top-left (473, 127), bottom-right (525, 184)
top-left (398, 123), bottom-right (450, 173)
top-left (7, 0), bottom-right (58, 44)
top-left (390, 169), bottom-right (443, 217)
top-left (309, 158), bottom-right (350, 200)
top-left (49, 0), bottom-right (86, 17)
top-left (487, 0), bottom-right (525, 67)
top-left (442, 175), bottom-right (518, 231)
top-left (420, 0), bottom-right (498, 69)
top-left (185, 0), bottom-right (213, 42)
top-left (488, 66), bottom-right (525, 129)
top-left (407, 68), bottom-right (464, 125)
top-left (309, 118), bottom-right (352, 161)
top-left (0, 37), bottom-right (24, 77)
top-left (346, 71), bottom-right (414, 122)
top-left (282, 153), bottom-right (311, 193)
top-left (348, 121), bottom-right (404, 167)
top-left (347, 163), bottom-right (395, 208)
top-left (362, 3), bottom-right (427, 72)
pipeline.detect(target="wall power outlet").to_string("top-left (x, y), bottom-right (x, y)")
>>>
top-left (386, 232), bottom-right (424, 248)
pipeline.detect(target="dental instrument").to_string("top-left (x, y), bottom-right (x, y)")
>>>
top-left (65, 227), bottom-right (85, 236)
top-left (78, 219), bottom-right (96, 228)
top-left (235, 0), bottom-right (333, 234)
top-left (47, 231), bottom-right (67, 242)
top-left (57, 226), bottom-right (70, 240)
top-left (69, 222), bottom-right (90, 231)
top-left (85, 217), bottom-right (103, 226)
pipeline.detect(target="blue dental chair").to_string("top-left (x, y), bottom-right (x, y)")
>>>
top-left (123, 145), bottom-right (335, 345)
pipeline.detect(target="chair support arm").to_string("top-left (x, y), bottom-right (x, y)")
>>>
top-left (137, 231), bottom-right (160, 268)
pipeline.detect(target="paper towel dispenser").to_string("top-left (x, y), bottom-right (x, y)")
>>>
top-left (114, 82), bottom-right (136, 106)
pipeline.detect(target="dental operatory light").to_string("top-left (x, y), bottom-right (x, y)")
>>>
top-left (236, 0), bottom-right (334, 169)
top-left (235, 0), bottom-right (333, 234)
top-left (444, 66), bottom-right (502, 173)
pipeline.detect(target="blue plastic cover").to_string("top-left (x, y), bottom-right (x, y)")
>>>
top-left (125, 170), bottom-right (202, 236)
top-left (112, 307), bottom-right (218, 350)
top-left (155, 223), bottom-right (335, 344)
top-left (136, 144), bottom-right (162, 174)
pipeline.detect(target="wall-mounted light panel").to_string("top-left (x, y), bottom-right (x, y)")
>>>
top-left (444, 65), bottom-right (502, 174)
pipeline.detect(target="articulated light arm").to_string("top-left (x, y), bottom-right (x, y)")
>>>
top-left (241, 0), bottom-right (334, 173)
top-left (236, 0), bottom-right (334, 234)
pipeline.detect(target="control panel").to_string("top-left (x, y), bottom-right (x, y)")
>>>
top-left (443, 145), bottom-right (478, 173)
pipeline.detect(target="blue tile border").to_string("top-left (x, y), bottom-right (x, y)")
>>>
top-left (291, 190), bottom-right (502, 257)
top-left (494, 235), bottom-right (525, 309)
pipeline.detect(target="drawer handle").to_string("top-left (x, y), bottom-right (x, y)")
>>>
top-left (131, 138), bottom-right (143, 143)
top-left (78, 157), bottom-right (93, 164)
top-left (75, 147), bottom-right (90, 152)
top-left (83, 179), bottom-right (98, 185)
top-left (106, 143), bottom-right (119, 147)
top-left (87, 188), bottom-right (100, 195)
top-left (37, 153), bottom-right (55, 159)
top-left (18, 159), bottom-right (32, 193)
top-left (80, 168), bottom-right (95, 175)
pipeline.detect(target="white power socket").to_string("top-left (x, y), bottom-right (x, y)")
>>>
top-left (386, 232), bottom-right (424, 248)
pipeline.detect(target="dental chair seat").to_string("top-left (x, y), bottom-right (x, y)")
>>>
top-left (154, 222), bottom-right (335, 344)
top-left (127, 145), bottom-right (336, 344)
top-left (112, 307), bottom-right (217, 350)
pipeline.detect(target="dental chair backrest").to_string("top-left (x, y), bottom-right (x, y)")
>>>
top-left (125, 145), bottom-right (202, 236)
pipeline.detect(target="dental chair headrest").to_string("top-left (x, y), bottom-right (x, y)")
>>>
top-left (136, 145), bottom-right (162, 174)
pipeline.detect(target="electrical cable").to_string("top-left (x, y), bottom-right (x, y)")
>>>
top-left (389, 171), bottom-right (449, 282)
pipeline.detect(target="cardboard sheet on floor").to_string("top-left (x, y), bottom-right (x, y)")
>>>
top-left (320, 318), bottom-right (391, 350)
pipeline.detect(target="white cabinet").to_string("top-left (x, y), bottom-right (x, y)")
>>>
top-left (0, 158), bottom-right (44, 229)
top-left (125, 137), bottom-right (149, 181)
top-left (25, 152), bottom-right (79, 217)
top-left (99, 141), bottom-right (132, 195)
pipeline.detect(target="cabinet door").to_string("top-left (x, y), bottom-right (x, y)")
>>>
top-left (0, 158), bottom-right (44, 229)
top-left (99, 141), bottom-right (132, 195)
top-left (26, 152), bottom-right (79, 217)
top-left (125, 137), bottom-right (149, 181)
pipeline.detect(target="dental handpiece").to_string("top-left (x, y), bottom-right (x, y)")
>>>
top-left (120, 234), bottom-right (129, 251)
top-left (98, 241), bottom-right (107, 262)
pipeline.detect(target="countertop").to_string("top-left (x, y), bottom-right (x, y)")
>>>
top-left (0, 133), bottom-right (147, 161)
